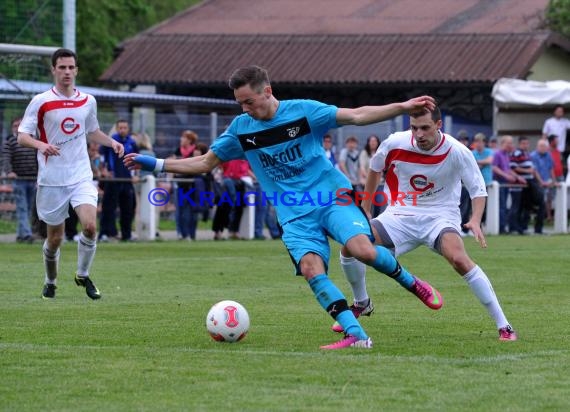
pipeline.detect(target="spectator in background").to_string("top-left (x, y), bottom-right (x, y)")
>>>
top-left (1, 117), bottom-right (38, 243)
top-left (212, 159), bottom-right (254, 240)
top-left (99, 119), bottom-right (139, 242)
top-left (492, 135), bottom-right (525, 234)
top-left (88, 141), bottom-right (103, 181)
top-left (322, 134), bottom-right (337, 167)
top-left (471, 133), bottom-right (493, 225)
top-left (542, 105), bottom-right (570, 162)
top-left (472, 133), bottom-right (493, 186)
top-left (133, 133), bottom-right (160, 238)
top-left (488, 137), bottom-right (498, 152)
top-left (173, 130), bottom-right (198, 240)
top-left (338, 136), bottom-right (362, 191)
top-left (254, 199), bottom-right (281, 240)
top-left (176, 141), bottom-right (211, 241)
top-left (359, 134), bottom-right (385, 217)
top-left (154, 131), bottom-right (173, 159)
top-left (457, 129), bottom-right (470, 148)
top-left (135, 133), bottom-right (156, 173)
top-left (531, 139), bottom-right (556, 223)
top-left (510, 136), bottom-right (545, 235)
top-left (548, 134), bottom-right (564, 183)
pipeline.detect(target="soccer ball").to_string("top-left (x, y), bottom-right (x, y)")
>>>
top-left (206, 300), bottom-right (250, 342)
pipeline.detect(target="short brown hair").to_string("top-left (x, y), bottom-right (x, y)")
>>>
top-left (410, 106), bottom-right (442, 122)
top-left (51, 48), bottom-right (77, 68)
top-left (228, 66), bottom-right (270, 92)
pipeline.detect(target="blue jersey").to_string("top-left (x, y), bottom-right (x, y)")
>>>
top-left (211, 99), bottom-right (352, 224)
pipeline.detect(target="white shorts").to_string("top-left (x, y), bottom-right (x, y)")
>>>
top-left (36, 180), bottom-right (98, 225)
top-left (371, 213), bottom-right (461, 257)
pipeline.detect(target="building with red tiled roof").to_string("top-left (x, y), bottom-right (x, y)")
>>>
top-left (100, 0), bottom-right (570, 126)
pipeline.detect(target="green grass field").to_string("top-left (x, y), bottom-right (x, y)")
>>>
top-left (0, 235), bottom-right (568, 411)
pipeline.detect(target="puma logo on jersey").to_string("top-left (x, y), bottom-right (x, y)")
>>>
top-left (246, 136), bottom-right (257, 146)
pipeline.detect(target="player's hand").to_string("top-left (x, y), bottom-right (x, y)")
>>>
top-left (112, 141), bottom-right (125, 158)
top-left (123, 153), bottom-right (143, 171)
top-left (39, 143), bottom-right (60, 157)
top-left (124, 153), bottom-right (164, 173)
top-left (402, 96), bottom-right (436, 113)
top-left (464, 221), bottom-right (487, 248)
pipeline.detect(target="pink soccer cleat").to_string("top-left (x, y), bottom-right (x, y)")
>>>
top-left (320, 334), bottom-right (373, 350)
top-left (409, 276), bottom-right (443, 310)
top-left (498, 325), bottom-right (518, 341)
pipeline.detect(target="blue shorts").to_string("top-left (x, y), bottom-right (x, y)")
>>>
top-left (281, 201), bottom-right (372, 275)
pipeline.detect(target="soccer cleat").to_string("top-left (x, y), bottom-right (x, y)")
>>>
top-left (42, 283), bottom-right (57, 299)
top-left (409, 276), bottom-right (443, 310)
top-left (74, 275), bottom-right (101, 300)
top-left (331, 300), bottom-right (375, 333)
top-left (320, 334), bottom-right (373, 350)
top-left (498, 325), bottom-right (518, 341)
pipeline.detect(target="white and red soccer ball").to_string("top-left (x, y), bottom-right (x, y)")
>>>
top-left (206, 300), bottom-right (250, 343)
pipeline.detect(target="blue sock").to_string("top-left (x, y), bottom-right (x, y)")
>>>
top-left (308, 274), bottom-right (367, 340)
top-left (370, 246), bottom-right (415, 289)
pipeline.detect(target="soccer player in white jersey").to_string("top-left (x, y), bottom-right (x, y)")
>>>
top-left (336, 106), bottom-right (518, 341)
top-left (18, 48), bottom-right (124, 300)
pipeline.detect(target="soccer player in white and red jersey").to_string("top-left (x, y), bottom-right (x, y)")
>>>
top-left (336, 106), bottom-right (518, 341)
top-left (18, 48), bottom-right (124, 300)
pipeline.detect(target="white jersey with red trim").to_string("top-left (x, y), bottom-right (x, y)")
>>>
top-left (19, 87), bottom-right (100, 186)
top-left (370, 130), bottom-right (487, 218)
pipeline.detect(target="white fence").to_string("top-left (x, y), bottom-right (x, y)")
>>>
top-left (485, 181), bottom-right (568, 235)
top-left (136, 177), bottom-right (570, 241)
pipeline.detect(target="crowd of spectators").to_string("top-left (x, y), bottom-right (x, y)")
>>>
top-left (2, 105), bottom-right (570, 242)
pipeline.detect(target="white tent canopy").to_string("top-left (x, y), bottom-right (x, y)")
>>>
top-left (492, 78), bottom-right (570, 106)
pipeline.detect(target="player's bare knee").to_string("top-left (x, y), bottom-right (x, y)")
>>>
top-left (447, 253), bottom-right (472, 273)
top-left (299, 253), bottom-right (325, 279)
top-left (82, 223), bottom-right (97, 239)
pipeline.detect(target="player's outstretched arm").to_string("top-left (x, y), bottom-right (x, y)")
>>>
top-left (336, 96), bottom-right (436, 126)
top-left (124, 149), bottom-right (222, 175)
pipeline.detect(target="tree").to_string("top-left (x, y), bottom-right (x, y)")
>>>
top-left (0, 0), bottom-right (199, 85)
top-left (77, 0), bottom-right (200, 85)
top-left (546, 0), bottom-right (570, 37)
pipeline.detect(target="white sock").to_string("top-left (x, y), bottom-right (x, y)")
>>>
top-left (340, 252), bottom-right (369, 305)
top-left (463, 265), bottom-right (510, 329)
top-left (77, 233), bottom-right (97, 277)
top-left (43, 240), bottom-right (59, 284)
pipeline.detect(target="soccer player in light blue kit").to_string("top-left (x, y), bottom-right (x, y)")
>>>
top-left (124, 66), bottom-right (442, 350)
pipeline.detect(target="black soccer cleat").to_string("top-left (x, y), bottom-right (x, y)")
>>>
top-left (74, 275), bottom-right (102, 300)
top-left (42, 283), bottom-right (57, 299)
